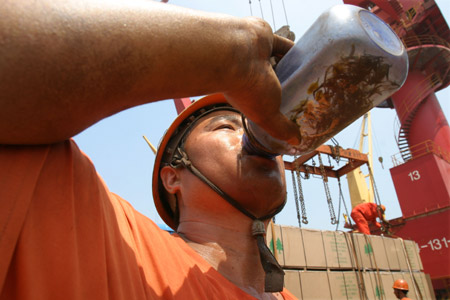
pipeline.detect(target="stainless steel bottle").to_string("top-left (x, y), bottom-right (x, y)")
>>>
top-left (243, 4), bottom-right (409, 156)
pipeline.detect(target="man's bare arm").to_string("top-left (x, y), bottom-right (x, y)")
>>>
top-left (0, 0), bottom-right (298, 145)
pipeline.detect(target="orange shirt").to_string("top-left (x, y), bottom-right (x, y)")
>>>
top-left (0, 140), bottom-right (296, 299)
top-left (352, 202), bottom-right (381, 228)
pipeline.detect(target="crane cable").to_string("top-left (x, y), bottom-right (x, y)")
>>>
top-left (281, 0), bottom-right (289, 26)
top-left (248, 1), bottom-right (290, 31)
top-left (368, 164), bottom-right (392, 235)
top-left (367, 164), bottom-right (382, 207)
top-left (269, 0), bottom-right (276, 30)
top-left (364, 234), bottom-right (386, 300)
top-left (335, 177), bottom-right (352, 231)
top-left (258, 0), bottom-right (264, 19)
top-left (400, 238), bottom-right (423, 300)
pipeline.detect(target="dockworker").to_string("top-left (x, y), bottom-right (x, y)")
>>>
top-left (0, 1), bottom-right (300, 299)
top-left (350, 202), bottom-right (389, 235)
top-left (393, 279), bottom-right (412, 300)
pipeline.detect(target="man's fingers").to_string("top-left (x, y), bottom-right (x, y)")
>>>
top-left (240, 99), bottom-right (300, 145)
top-left (263, 113), bottom-right (301, 146)
top-left (272, 34), bottom-right (294, 58)
top-left (224, 20), bottom-right (298, 147)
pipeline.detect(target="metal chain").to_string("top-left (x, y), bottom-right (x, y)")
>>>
top-left (295, 169), bottom-right (308, 224)
top-left (318, 154), bottom-right (337, 225)
top-left (291, 170), bottom-right (302, 227)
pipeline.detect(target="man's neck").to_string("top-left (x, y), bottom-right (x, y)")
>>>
top-left (177, 219), bottom-right (282, 299)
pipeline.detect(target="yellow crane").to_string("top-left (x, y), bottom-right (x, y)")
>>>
top-left (346, 112), bottom-right (376, 209)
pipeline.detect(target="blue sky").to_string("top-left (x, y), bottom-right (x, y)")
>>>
top-left (74, 0), bottom-right (449, 231)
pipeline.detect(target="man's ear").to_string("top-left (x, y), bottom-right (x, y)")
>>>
top-left (160, 166), bottom-right (181, 194)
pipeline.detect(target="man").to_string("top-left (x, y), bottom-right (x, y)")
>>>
top-left (350, 202), bottom-right (388, 235)
top-left (0, 0), bottom-right (299, 299)
top-left (154, 94), bottom-right (293, 298)
top-left (393, 279), bottom-right (412, 300)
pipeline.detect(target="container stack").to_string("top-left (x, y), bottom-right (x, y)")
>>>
top-left (266, 224), bottom-right (435, 299)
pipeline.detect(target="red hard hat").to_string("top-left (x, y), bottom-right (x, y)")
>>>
top-left (393, 279), bottom-right (409, 291)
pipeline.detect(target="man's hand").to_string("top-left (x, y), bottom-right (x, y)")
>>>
top-left (380, 221), bottom-right (392, 235)
top-left (223, 18), bottom-right (300, 145)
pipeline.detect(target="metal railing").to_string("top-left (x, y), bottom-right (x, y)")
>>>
top-left (396, 73), bottom-right (441, 123)
top-left (393, 74), bottom-right (441, 162)
top-left (402, 35), bottom-right (450, 49)
top-left (392, 140), bottom-right (450, 167)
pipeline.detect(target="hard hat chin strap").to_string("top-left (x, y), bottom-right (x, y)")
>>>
top-left (252, 220), bottom-right (285, 292)
top-left (171, 147), bottom-right (286, 292)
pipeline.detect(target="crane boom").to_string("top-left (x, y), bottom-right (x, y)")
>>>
top-left (346, 113), bottom-right (375, 209)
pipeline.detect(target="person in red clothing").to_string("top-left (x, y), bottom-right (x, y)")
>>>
top-left (0, 1), bottom-right (300, 299)
top-left (393, 279), bottom-right (412, 300)
top-left (350, 202), bottom-right (389, 235)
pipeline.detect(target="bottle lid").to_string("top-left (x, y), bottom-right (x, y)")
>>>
top-left (359, 10), bottom-right (404, 56)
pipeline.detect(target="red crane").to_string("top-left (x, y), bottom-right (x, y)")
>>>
top-left (344, 0), bottom-right (450, 295)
